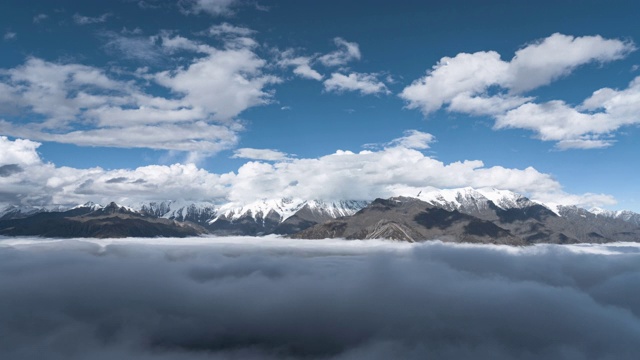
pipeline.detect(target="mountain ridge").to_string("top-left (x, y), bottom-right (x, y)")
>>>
top-left (1, 187), bottom-right (639, 243)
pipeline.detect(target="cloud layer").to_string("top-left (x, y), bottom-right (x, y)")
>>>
top-left (1, 238), bottom-right (639, 359)
top-left (400, 33), bottom-right (637, 149)
top-left (0, 135), bottom-right (615, 209)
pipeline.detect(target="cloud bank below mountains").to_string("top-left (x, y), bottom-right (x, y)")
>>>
top-left (0, 135), bottom-right (615, 209)
top-left (1, 238), bottom-right (640, 359)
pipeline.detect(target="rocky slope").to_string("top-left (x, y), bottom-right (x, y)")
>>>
top-left (0, 202), bottom-right (206, 238)
top-left (294, 190), bottom-right (640, 244)
top-left (295, 197), bottom-right (525, 244)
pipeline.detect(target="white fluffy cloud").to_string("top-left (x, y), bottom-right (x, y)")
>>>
top-left (401, 33), bottom-right (633, 115)
top-left (506, 33), bottom-right (633, 92)
top-left (232, 148), bottom-right (291, 161)
top-left (0, 29), bottom-right (278, 154)
top-left (0, 136), bottom-right (613, 209)
top-left (0, 137), bottom-right (41, 166)
top-left (496, 76), bottom-right (640, 149)
top-left (277, 50), bottom-right (323, 81)
top-left (154, 47), bottom-right (280, 121)
top-left (318, 37), bottom-right (361, 67)
top-left (324, 72), bottom-right (390, 95)
top-left (400, 33), bottom-right (636, 149)
top-left (0, 136), bottom-right (229, 206)
top-left (387, 130), bottom-right (435, 149)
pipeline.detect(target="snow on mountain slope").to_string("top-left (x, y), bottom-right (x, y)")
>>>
top-left (303, 200), bottom-right (370, 218)
top-left (0, 204), bottom-right (71, 220)
top-left (0, 205), bottom-right (46, 220)
top-left (415, 187), bottom-right (537, 212)
top-left (213, 198), bottom-right (304, 223)
top-left (5, 187), bottom-right (639, 231)
top-left (589, 207), bottom-right (640, 226)
top-left (71, 202), bottom-right (104, 211)
top-left (211, 198), bottom-right (368, 224)
top-left (136, 201), bottom-right (217, 222)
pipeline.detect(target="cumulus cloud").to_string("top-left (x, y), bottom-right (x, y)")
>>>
top-left (73, 13), bottom-right (112, 25)
top-left (496, 75), bottom-right (640, 149)
top-left (154, 49), bottom-right (280, 120)
top-left (232, 148), bottom-right (291, 161)
top-left (400, 33), bottom-right (636, 149)
top-left (0, 164), bottom-right (23, 177)
top-left (0, 137), bottom-right (41, 166)
top-left (318, 37), bottom-right (361, 67)
top-left (324, 72), bottom-right (390, 95)
top-left (0, 28), bottom-right (278, 153)
top-left (0, 136), bottom-right (229, 206)
top-left (506, 33), bottom-right (634, 92)
top-left (387, 130), bottom-right (435, 149)
top-left (226, 147), bottom-right (565, 204)
top-left (1, 239), bottom-right (640, 359)
top-left (277, 49), bottom-right (323, 81)
top-left (0, 136), bottom-right (612, 209)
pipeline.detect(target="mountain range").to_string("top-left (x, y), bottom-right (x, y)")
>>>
top-left (1, 187), bottom-right (639, 244)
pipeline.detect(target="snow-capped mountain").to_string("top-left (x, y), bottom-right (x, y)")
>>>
top-left (2, 187), bottom-right (640, 241)
top-left (589, 207), bottom-right (640, 226)
top-left (205, 198), bottom-right (369, 236)
top-left (136, 201), bottom-right (217, 224)
top-left (212, 198), bottom-right (368, 223)
top-left (71, 202), bottom-right (104, 212)
top-left (0, 204), bottom-right (71, 220)
top-left (416, 187), bottom-right (537, 213)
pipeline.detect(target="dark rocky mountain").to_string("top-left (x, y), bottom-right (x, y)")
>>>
top-left (295, 197), bottom-right (524, 244)
top-left (0, 202), bottom-right (205, 238)
top-left (294, 196), bottom-right (640, 245)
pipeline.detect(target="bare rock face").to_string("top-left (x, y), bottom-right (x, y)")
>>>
top-left (295, 197), bottom-right (525, 245)
top-left (294, 196), bottom-right (640, 245)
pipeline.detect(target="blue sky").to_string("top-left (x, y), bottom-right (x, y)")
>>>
top-left (1, 0), bottom-right (640, 210)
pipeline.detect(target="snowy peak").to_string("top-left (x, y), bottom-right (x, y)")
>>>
top-left (72, 201), bottom-right (104, 211)
top-left (0, 205), bottom-right (45, 220)
top-left (303, 200), bottom-right (369, 218)
top-left (212, 198), bottom-right (368, 224)
top-left (589, 207), bottom-right (640, 226)
top-left (136, 201), bottom-right (217, 223)
top-left (88, 202), bottom-right (138, 216)
top-left (214, 198), bottom-right (305, 223)
top-left (0, 204), bottom-right (71, 220)
top-left (475, 188), bottom-right (534, 209)
top-left (416, 187), bottom-right (534, 212)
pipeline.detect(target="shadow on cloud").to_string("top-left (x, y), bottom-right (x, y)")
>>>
top-left (1, 238), bottom-right (639, 359)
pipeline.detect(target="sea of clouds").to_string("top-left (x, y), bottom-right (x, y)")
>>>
top-left (1, 236), bottom-right (639, 359)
